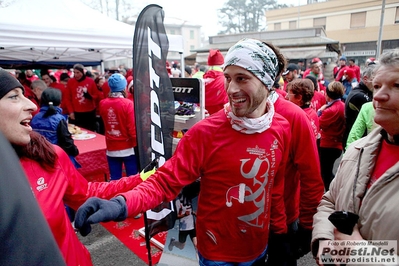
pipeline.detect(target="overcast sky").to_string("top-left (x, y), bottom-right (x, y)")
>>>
top-left (133, 0), bottom-right (309, 36)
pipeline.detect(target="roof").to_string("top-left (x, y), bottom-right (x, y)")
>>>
top-left (190, 27), bottom-right (339, 63)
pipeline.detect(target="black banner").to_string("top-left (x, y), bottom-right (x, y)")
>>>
top-left (132, 4), bottom-right (176, 244)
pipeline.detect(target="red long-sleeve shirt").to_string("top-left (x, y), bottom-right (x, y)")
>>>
top-left (121, 109), bottom-right (291, 262)
top-left (21, 145), bottom-right (143, 266)
top-left (99, 97), bottom-right (137, 151)
top-left (66, 77), bottom-right (98, 113)
top-left (273, 96), bottom-right (324, 229)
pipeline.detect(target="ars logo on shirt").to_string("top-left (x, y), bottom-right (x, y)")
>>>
top-left (36, 177), bottom-right (48, 192)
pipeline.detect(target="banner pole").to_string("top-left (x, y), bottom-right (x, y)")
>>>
top-left (143, 212), bottom-right (153, 266)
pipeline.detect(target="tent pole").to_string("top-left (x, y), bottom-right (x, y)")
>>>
top-left (179, 52), bottom-right (184, 76)
top-left (101, 61), bottom-right (105, 75)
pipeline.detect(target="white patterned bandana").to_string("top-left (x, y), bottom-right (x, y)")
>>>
top-left (224, 38), bottom-right (279, 91)
top-left (224, 99), bottom-right (275, 134)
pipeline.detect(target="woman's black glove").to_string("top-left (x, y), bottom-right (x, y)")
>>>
top-left (74, 196), bottom-right (127, 236)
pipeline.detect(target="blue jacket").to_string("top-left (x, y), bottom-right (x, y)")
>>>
top-left (31, 106), bottom-right (65, 145)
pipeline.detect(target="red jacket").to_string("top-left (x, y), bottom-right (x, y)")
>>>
top-left (319, 99), bottom-right (345, 150)
top-left (304, 106), bottom-right (320, 140)
top-left (273, 96), bottom-right (324, 229)
top-left (20, 145), bottom-right (143, 266)
top-left (203, 68), bottom-right (228, 115)
top-left (311, 90), bottom-right (326, 112)
top-left (99, 97), bottom-right (137, 151)
top-left (66, 77), bottom-right (98, 113)
top-left (121, 109), bottom-right (291, 262)
top-left (102, 81), bottom-right (111, 98)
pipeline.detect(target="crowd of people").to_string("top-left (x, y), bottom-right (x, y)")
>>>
top-left (1, 38), bottom-right (398, 266)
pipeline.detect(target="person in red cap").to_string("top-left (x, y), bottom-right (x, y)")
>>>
top-left (203, 49), bottom-right (228, 115)
top-left (341, 67), bottom-right (358, 101)
top-left (365, 57), bottom-right (376, 66)
top-left (302, 57), bottom-right (321, 78)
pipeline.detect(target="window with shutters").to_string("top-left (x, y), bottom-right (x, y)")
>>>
top-left (274, 22), bottom-right (281, 30)
top-left (350, 12), bottom-right (366, 28)
top-left (313, 17), bottom-right (326, 29)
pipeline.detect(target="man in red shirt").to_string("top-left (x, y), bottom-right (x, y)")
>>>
top-left (348, 58), bottom-right (361, 82)
top-left (75, 38), bottom-right (292, 265)
top-left (66, 64), bottom-right (99, 131)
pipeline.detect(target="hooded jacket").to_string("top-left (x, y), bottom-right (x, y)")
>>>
top-left (312, 127), bottom-right (399, 264)
top-left (203, 68), bottom-right (228, 115)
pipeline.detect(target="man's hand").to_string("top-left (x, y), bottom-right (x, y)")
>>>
top-left (295, 225), bottom-right (312, 258)
top-left (74, 196), bottom-right (127, 236)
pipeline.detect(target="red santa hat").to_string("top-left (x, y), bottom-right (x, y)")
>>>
top-left (344, 68), bottom-right (355, 80)
top-left (207, 49), bottom-right (224, 66)
top-left (225, 183), bottom-right (246, 207)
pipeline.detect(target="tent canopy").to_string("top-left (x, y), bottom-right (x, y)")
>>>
top-left (0, 0), bottom-right (135, 68)
top-left (0, 0), bottom-right (185, 69)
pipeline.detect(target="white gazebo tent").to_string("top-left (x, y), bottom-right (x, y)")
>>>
top-left (0, 0), bottom-right (135, 69)
top-left (0, 0), bottom-right (185, 72)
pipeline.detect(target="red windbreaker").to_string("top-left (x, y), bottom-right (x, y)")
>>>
top-left (203, 69), bottom-right (228, 115)
top-left (273, 96), bottom-right (324, 229)
top-left (20, 145), bottom-right (143, 266)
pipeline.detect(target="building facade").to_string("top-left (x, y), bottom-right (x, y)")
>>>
top-left (265, 0), bottom-right (399, 66)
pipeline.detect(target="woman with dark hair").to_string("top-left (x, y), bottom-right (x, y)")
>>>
top-left (286, 79), bottom-right (320, 141)
top-left (31, 88), bottom-right (79, 166)
top-left (0, 69), bottom-right (145, 266)
top-left (317, 81), bottom-right (345, 191)
top-left (94, 76), bottom-right (105, 134)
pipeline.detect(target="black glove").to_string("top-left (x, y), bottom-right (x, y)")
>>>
top-left (266, 232), bottom-right (290, 266)
top-left (295, 225), bottom-right (312, 258)
top-left (328, 211), bottom-right (359, 235)
top-left (83, 92), bottom-right (93, 99)
top-left (74, 196), bottom-right (127, 236)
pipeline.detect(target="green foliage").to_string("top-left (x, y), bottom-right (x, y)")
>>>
top-left (217, 0), bottom-right (286, 34)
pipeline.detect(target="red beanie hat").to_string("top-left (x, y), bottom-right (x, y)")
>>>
top-left (344, 68), bottom-right (355, 80)
top-left (207, 49), bottom-right (224, 66)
